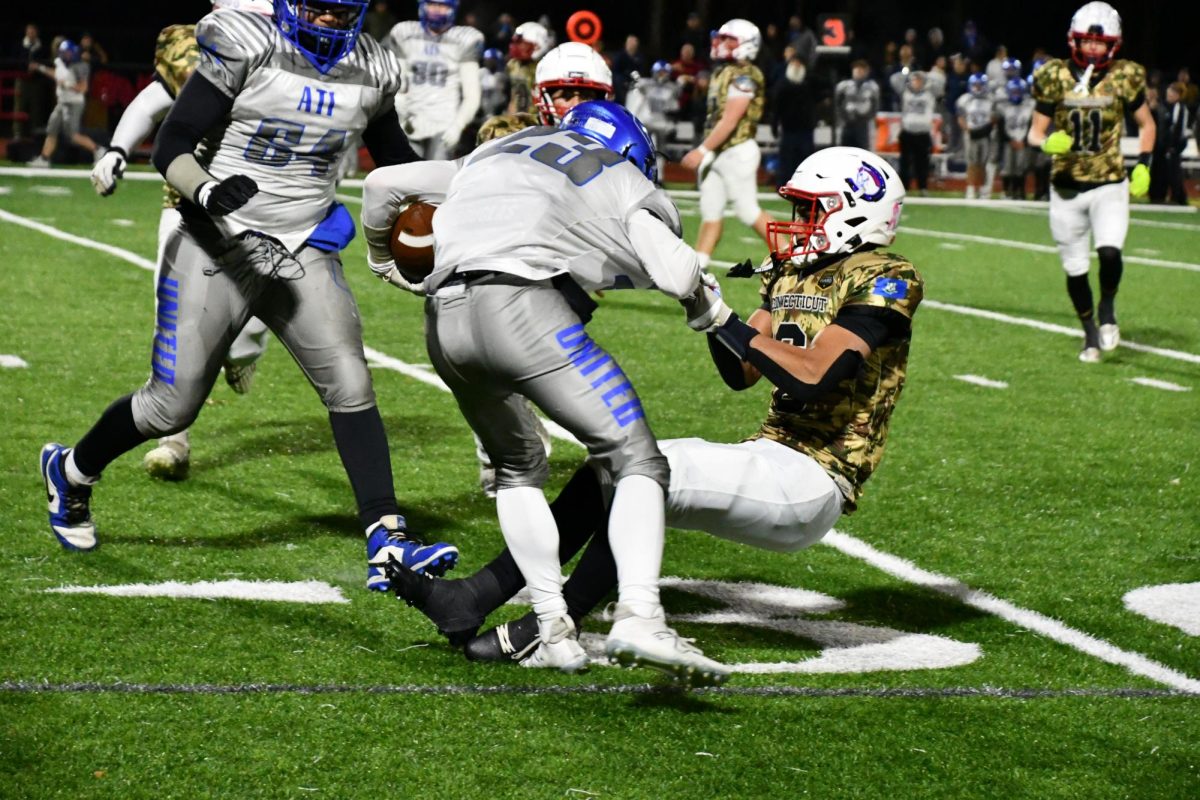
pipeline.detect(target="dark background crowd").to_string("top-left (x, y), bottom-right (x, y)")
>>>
top-left (3, 0), bottom-right (1196, 201)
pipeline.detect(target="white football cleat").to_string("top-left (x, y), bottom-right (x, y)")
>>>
top-left (521, 615), bottom-right (589, 673)
top-left (143, 436), bottom-right (190, 481)
top-left (1098, 323), bottom-right (1120, 352)
top-left (27, 155), bottom-right (50, 168)
top-left (605, 603), bottom-right (729, 687)
top-left (1078, 346), bottom-right (1102, 364)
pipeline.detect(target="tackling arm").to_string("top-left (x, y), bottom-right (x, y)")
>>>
top-left (626, 208), bottom-right (703, 299)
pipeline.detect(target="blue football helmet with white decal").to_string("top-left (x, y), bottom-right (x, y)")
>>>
top-left (274, 0), bottom-right (368, 74)
top-left (58, 39), bottom-right (82, 64)
top-left (559, 100), bottom-right (658, 183)
top-left (1006, 77), bottom-right (1028, 103)
top-left (419, 0), bottom-right (457, 34)
top-left (967, 72), bottom-right (988, 95)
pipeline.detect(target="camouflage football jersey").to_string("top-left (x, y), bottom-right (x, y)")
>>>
top-left (384, 21), bottom-right (483, 140)
top-left (752, 251), bottom-right (923, 510)
top-left (154, 24), bottom-right (200, 210)
top-left (506, 59), bottom-right (537, 114)
top-left (1031, 58), bottom-right (1146, 187)
top-left (704, 62), bottom-right (764, 151)
top-left (192, 10), bottom-right (403, 251)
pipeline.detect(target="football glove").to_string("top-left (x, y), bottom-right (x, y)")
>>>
top-left (1129, 163), bottom-right (1150, 198)
top-left (682, 278), bottom-right (733, 333)
top-left (91, 147), bottom-right (127, 197)
top-left (369, 258), bottom-right (426, 296)
top-left (195, 174), bottom-right (258, 216)
top-left (440, 125), bottom-right (463, 152)
top-left (1041, 130), bottom-right (1072, 155)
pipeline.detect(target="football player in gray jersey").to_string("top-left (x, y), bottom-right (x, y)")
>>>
top-left (39, 0), bottom-right (460, 592)
top-left (383, 0), bottom-right (483, 160)
top-left (361, 101), bottom-right (729, 685)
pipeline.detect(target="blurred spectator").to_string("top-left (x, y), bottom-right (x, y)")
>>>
top-left (491, 13), bottom-right (514, 51)
top-left (985, 45), bottom-right (1007, 86)
top-left (365, 1), bottom-right (397, 42)
top-left (14, 23), bottom-right (46, 138)
top-left (479, 47), bottom-right (509, 118)
top-left (678, 12), bottom-right (709, 61)
top-left (834, 59), bottom-right (879, 149)
top-left (902, 28), bottom-right (922, 66)
top-left (1152, 83), bottom-right (1191, 205)
top-left (685, 70), bottom-right (710, 145)
top-left (759, 22), bottom-right (783, 81)
top-left (78, 32), bottom-right (108, 65)
top-left (926, 27), bottom-right (948, 66)
top-left (945, 53), bottom-right (971, 156)
top-left (771, 53), bottom-right (821, 188)
top-left (1177, 67), bottom-right (1198, 112)
top-left (899, 71), bottom-right (936, 194)
top-left (786, 15), bottom-right (817, 69)
top-left (611, 34), bottom-right (645, 104)
top-left (926, 54), bottom-right (948, 99)
top-left (879, 41), bottom-right (898, 89)
top-left (959, 20), bottom-right (989, 68)
top-left (886, 43), bottom-right (919, 110)
top-left (671, 42), bottom-right (703, 111)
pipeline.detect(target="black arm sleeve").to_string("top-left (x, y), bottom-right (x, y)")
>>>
top-left (706, 333), bottom-right (750, 390)
top-left (151, 72), bottom-right (233, 174)
top-left (363, 99), bottom-right (421, 167)
top-left (831, 305), bottom-right (911, 350)
top-left (746, 347), bottom-right (864, 403)
top-left (1035, 101), bottom-right (1056, 117)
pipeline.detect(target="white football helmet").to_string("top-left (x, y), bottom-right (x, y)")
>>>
top-left (711, 19), bottom-right (761, 63)
top-left (767, 147), bottom-right (905, 266)
top-left (509, 21), bottom-right (550, 63)
top-left (1068, 2), bottom-right (1122, 68)
top-left (534, 42), bottom-right (613, 125)
top-left (212, 0), bottom-right (274, 13)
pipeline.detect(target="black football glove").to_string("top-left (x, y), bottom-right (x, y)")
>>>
top-left (196, 174), bottom-right (258, 216)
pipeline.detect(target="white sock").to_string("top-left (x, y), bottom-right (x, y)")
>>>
top-left (495, 486), bottom-right (567, 620)
top-left (64, 450), bottom-right (99, 486)
top-left (607, 474), bottom-right (664, 617)
top-left (965, 185), bottom-right (977, 200)
top-left (159, 430), bottom-right (189, 450)
top-left (696, 251), bottom-right (710, 270)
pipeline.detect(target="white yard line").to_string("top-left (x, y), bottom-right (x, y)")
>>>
top-left (5, 208), bottom-right (1198, 693)
top-left (1129, 377), bottom-right (1191, 392)
top-left (953, 374), bottom-right (1008, 389)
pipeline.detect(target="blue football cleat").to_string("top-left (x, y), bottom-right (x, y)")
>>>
top-left (40, 443), bottom-right (97, 551)
top-left (365, 514), bottom-right (458, 591)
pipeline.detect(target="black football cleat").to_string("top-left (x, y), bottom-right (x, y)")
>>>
top-left (463, 610), bottom-right (540, 663)
top-left (385, 556), bottom-right (486, 646)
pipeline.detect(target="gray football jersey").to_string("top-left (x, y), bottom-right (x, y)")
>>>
top-left (194, 11), bottom-right (403, 250)
top-left (429, 127), bottom-right (681, 292)
top-left (956, 93), bottom-right (995, 132)
top-left (1000, 97), bottom-right (1034, 141)
top-left (900, 88), bottom-right (936, 133)
top-left (384, 21), bottom-right (482, 139)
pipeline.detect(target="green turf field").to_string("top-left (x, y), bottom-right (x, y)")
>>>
top-left (1, 168), bottom-right (1197, 798)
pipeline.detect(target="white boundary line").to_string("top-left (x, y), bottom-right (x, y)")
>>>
top-left (4, 207), bottom-right (1198, 693)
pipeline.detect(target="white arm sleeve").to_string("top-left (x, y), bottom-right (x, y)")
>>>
top-left (361, 159), bottom-right (461, 270)
top-left (627, 208), bottom-right (703, 300)
top-left (451, 61), bottom-right (482, 134)
top-left (110, 80), bottom-right (174, 154)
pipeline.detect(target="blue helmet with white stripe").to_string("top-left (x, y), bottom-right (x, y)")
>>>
top-left (1006, 77), bottom-right (1028, 103)
top-left (560, 100), bottom-right (658, 183)
top-left (419, 0), bottom-right (457, 34)
top-left (274, 0), bottom-right (369, 74)
top-left (58, 39), bottom-right (82, 63)
top-left (968, 72), bottom-right (988, 95)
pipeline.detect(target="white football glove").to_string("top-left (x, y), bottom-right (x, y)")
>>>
top-left (439, 125), bottom-right (463, 153)
top-left (91, 147), bottom-right (127, 197)
top-left (369, 257), bottom-right (426, 296)
top-left (681, 272), bottom-right (733, 333)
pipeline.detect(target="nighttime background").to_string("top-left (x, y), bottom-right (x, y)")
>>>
top-left (2, 0), bottom-right (1192, 77)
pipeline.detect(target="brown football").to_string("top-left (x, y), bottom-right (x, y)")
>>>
top-left (389, 201), bottom-right (437, 282)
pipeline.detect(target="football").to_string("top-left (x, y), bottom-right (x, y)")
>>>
top-left (389, 201), bottom-right (437, 282)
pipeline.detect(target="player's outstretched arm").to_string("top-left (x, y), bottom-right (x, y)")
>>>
top-left (92, 81), bottom-right (174, 196)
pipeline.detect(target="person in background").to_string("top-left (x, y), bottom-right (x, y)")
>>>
top-left (956, 72), bottom-right (996, 199)
top-left (27, 39), bottom-right (104, 167)
top-left (771, 49), bottom-right (820, 188)
top-left (611, 34), bottom-right (645, 105)
top-left (365, 0), bottom-right (397, 41)
top-left (835, 59), bottom-right (879, 149)
top-left (505, 20), bottom-right (548, 114)
top-left (1153, 82), bottom-right (1190, 205)
top-left (626, 59), bottom-right (680, 181)
top-left (999, 77), bottom-right (1035, 199)
top-left (899, 71), bottom-right (936, 195)
top-left (14, 23), bottom-right (44, 138)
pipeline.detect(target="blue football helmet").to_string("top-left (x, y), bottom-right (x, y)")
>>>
top-left (1006, 77), bottom-right (1028, 103)
top-left (1027, 57), bottom-right (1048, 85)
top-left (58, 39), bottom-right (81, 64)
top-left (274, 0), bottom-right (368, 74)
top-left (1001, 57), bottom-right (1023, 77)
top-left (651, 59), bottom-right (672, 77)
top-left (967, 72), bottom-right (988, 95)
top-left (560, 100), bottom-right (658, 183)
top-left (419, 0), bottom-right (457, 34)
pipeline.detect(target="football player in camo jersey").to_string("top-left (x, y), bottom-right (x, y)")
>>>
top-left (362, 100), bottom-right (728, 684)
top-left (90, 1), bottom-right (275, 482)
top-left (383, 0), bottom-right (483, 160)
top-left (504, 20), bottom-right (549, 115)
top-left (40, 0), bottom-right (461, 594)
top-left (680, 19), bottom-right (774, 274)
top-left (1027, 1), bottom-right (1155, 363)
top-left (388, 148), bottom-right (924, 674)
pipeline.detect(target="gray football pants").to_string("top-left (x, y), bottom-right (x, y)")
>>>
top-left (425, 278), bottom-right (669, 492)
top-left (130, 219), bottom-right (376, 437)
